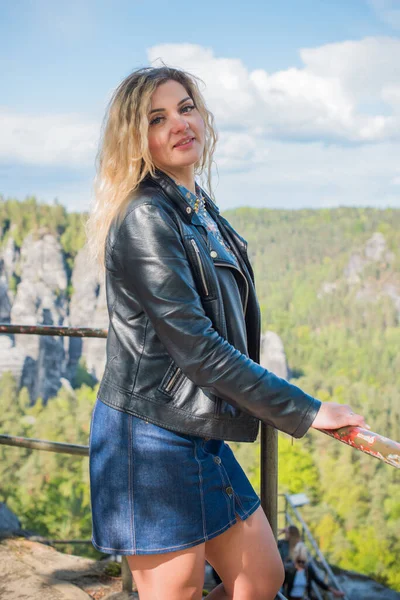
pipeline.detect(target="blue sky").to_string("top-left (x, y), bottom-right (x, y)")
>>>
top-left (2, 0), bottom-right (400, 211)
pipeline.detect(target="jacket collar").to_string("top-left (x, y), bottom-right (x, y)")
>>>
top-left (145, 169), bottom-right (220, 224)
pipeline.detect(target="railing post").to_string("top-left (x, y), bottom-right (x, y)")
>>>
top-left (285, 494), bottom-right (289, 529)
top-left (260, 423), bottom-right (278, 539)
top-left (121, 556), bottom-right (133, 593)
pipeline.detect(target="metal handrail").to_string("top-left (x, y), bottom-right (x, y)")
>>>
top-left (0, 434), bottom-right (88, 456)
top-left (3, 321), bottom-right (400, 600)
top-left (283, 493), bottom-right (348, 600)
top-left (0, 323), bottom-right (107, 338)
top-left (2, 323), bottom-right (399, 469)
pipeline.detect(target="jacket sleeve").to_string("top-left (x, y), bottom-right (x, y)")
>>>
top-left (112, 200), bottom-right (321, 438)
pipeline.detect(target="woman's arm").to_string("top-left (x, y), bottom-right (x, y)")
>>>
top-left (308, 563), bottom-right (346, 597)
top-left (308, 562), bottom-right (330, 591)
top-left (113, 200), bottom-right (364, 436)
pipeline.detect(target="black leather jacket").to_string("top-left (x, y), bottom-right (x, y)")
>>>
top-left (98, 171), bottom-right (321, 442)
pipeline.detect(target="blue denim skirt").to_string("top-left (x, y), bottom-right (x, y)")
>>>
top-left (89, 398), bottom-right (260, 555)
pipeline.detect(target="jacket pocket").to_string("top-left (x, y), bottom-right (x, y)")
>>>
top-left (158, 361), bottom-right (186, 396)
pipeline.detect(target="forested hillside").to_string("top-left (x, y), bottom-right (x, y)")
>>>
top-left (0, 198), bottom-right (399, 589)
top-left (227, 206), bottom-right (400, 590)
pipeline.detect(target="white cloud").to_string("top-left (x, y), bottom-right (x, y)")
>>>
top-left (391, 174), bottom-right (400, 185)
top-left (148, 38), bottom-right (400, 143)
top-left (213, 140), bottom-right (400, 210)
top-left (3, 37), bottom-right (400, 171)
top-left (2, 38), bottom-right (400, 210)
top-left (0, 108), bottom-right (99, 167)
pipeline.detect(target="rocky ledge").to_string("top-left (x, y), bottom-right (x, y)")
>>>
top-left (0, 537), bottom-right (138, 600)
top-left (1, 536), bottom-right (399, 600)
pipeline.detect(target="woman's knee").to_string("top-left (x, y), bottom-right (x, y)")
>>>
top-left (213, 556), bottom-right (284, 600)
top-left (206, 507), bottom-right (285, 599)
top-left (253, 558), bottom-right (285, 599)
top-left (243, 553), bottom-right (285, 599)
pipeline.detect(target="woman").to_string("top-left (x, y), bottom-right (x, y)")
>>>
top-left (284, 543), bottom-right (345, 599)
top-left (86, 66), bottom-right (366, 600)
top-left (278, 525), bottom-right (303, 565)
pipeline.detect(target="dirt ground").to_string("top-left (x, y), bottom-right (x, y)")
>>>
top-left (0, 537), bottom-right (217, 599)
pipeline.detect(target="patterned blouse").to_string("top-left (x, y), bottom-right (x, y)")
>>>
top-left (177, 183), bottom-right (239, 265)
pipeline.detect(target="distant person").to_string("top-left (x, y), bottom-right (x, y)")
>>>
top-left (277, 528), bottom-right (306, 597)
top-left (284, 543), bottom-right (345, 599)
top-left (87, 65), bottom-right (367, 600)
top-left (278, 525), bottom-right (302, 565)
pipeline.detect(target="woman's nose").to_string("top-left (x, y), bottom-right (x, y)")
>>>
top-left (171, 114), bottom-right (189, 132)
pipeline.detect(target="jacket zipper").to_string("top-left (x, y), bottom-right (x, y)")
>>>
top-left (217, 217), bottom-right (255, 283)
top-left (165, 366), bottom-right (183, 393)
top-left (190, 239), bottom-right (209, 296)
top-left (212, 260), bottom-right (248, 418)
top-left (214, 260), bottom-right (249, 314)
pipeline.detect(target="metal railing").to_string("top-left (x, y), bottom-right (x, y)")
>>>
top-left (0, 434), bottom-right (89, 456)
top-left (280, 493), bottom-right (349, 600)
top-left (2, 322), bottom-right (400, 598)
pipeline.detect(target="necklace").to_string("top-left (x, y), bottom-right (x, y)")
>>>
top-left (175, 179), bottom-right (206, 215)
top-left (194, 194), bottom-right (205, 214)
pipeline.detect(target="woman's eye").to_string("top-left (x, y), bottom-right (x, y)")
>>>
top-left (181, 104), bottom-right (195, 113)
top-left (149, 115), bottom-right (164, 126)
top-left (149, 105), bottom-right (195, 125)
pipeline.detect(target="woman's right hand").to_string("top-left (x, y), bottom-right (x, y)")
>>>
top-left (311, 401), bottom-right (369, 431)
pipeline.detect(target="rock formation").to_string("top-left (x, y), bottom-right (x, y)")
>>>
top-left (319, 232), bottom-right (400, 319)
top-left (260, 330), bottom-right (290, 379)
top-left (344, 232), bottom-right (395, 284)
top-left (0, 537), bottom-right (133, 600)
top-left (68, 246), bottom-right (107, 382)
top-left (0, 502), bottom-right (21, 535)
top-left (0, 231), bottom-right (107, 403)
top-left (0, 270), bottom-right (12, 324)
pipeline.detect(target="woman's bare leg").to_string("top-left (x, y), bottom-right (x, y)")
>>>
top-left (205, 506), bottom-right (284, 600)
top-left (126, 543), bottom-right (206, 600)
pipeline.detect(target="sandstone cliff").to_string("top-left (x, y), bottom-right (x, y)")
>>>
top-left (319, 232), bottom-right (400, 315)
top-left (0, 232), bottom-right (106, 403)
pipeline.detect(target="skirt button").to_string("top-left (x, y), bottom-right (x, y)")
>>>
top-left (225, 486), bottom-right (233, 496)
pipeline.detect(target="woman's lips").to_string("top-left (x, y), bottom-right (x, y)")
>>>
top-left (174, 137), bottom-right (195, 149)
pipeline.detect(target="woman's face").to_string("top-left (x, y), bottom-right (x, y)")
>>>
top-left (147, 79), bottom-right (205, 177)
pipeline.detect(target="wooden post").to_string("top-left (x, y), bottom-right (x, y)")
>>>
top-left (121, 556), bottom-right (133, 593)
top-left (260, 423), bottom-right (278, 540)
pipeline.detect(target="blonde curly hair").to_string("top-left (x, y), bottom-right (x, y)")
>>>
top-left (292, 542), bottom-right (309, 563)
top-left (86, 66), bottom-right (218, 269)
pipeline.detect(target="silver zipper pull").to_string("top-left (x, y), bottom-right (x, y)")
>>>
top-left (190, 239), bottom-right (209, 296)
